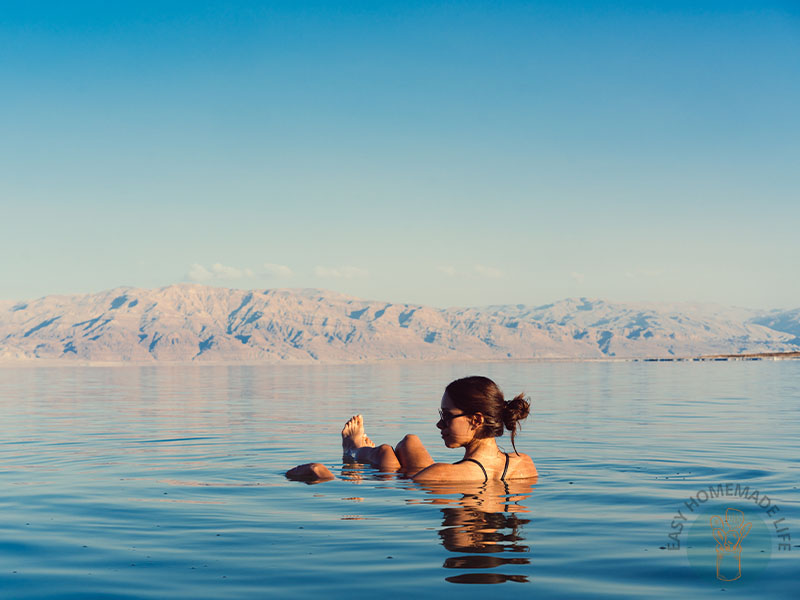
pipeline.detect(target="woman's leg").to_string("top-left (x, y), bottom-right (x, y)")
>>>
top-left (287, 417), bottom-right (434, 481)
top-left (342, 415), bottom-right (401, 471)
top-left (395, 434), bottom-right (435, 475)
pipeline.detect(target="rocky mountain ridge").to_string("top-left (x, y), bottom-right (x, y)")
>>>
top-left (1, 284), bottom-right (798, 362)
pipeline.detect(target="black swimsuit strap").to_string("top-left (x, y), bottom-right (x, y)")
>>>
top-left (500, 453), bottom-right (510, 481)
top-left (457, 458), bottom-right (488, 483)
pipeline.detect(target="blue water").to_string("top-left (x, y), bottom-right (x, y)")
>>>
top-left (1, 361), bottom-right (797, 598)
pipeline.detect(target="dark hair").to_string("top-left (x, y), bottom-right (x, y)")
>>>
top-left (444, 376), bottom-right (531, 453)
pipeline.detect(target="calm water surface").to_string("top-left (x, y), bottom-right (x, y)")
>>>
top-left (1, 361), bottom-right (798, 598)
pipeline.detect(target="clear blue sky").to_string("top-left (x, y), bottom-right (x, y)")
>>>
top-left (2, 1), bottom-right (798, 308)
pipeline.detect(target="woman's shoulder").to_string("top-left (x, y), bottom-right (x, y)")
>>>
top-left (506, 452), bottom-right (538, 479)
top-left (411, 461), bottom-right (488, 483)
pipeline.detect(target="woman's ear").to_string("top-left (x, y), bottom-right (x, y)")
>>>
top-left (470, 412), bottom-right (485, 429)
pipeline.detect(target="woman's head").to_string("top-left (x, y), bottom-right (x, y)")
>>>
top-left (440, 376), bottom-right (531, 453)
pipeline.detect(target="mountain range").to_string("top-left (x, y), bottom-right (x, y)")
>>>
top-left (1, 284), bottom-right (798, 362)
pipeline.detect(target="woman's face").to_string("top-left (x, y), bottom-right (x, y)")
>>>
top-left (438, 392), bottom-right (476, 448)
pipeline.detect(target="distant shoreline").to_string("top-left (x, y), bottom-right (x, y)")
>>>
top-left (639, 351), bottom-right (800, 362)
top-left (2, 351), bottom-right (799, 368)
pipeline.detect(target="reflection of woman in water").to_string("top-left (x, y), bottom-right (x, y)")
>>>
top-left (287, 376), bottom-right (538, 482)
top-left (429, 479), bottom-right (534, 584)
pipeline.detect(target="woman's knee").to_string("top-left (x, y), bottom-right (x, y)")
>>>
top-left (397, 434), bottom-right (421, 450)
top-left (376, 444), bottom-right (395, 458)
top-left (394, 434), bottom-right (432, 471)
top-left (376, 444), bottom-right (400, 467)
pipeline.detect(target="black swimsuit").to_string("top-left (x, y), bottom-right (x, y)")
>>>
top-left (457, 453), bottom-right (510, 483)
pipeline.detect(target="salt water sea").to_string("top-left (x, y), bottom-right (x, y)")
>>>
top-left (1, 361), bottom-right (797, 599)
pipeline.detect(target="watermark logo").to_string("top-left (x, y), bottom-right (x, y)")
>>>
top-left (710, 508), bottom-right (750, 581)
top-left (665, 483), bottom-right (791, 586)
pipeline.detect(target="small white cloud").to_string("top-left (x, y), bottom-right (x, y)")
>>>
top-left (474, 264), bottom-right (503, 279)
top-left (437, 266), bottom-right (457, 277)
top-left (210, 262), bottom-right (246, 280)
top-left (188, 263), bottom-right (214, 281)
top-left (571, 272), bottom-right (585, 283)
top-left (314, 265), bottom-right (369, 279)
top-left (188, 262), bottom-right (249, 282)
top-left (262, 263), bottom-right (293, 278)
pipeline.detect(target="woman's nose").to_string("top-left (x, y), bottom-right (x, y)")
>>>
top-left (436, 420), bottom-right (445, 430)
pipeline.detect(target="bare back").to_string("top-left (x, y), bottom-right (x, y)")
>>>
top-left (411, 450), bottom-right (538, 483)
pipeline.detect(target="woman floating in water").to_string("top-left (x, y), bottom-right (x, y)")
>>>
top-left (286, 376), bottom-right (538, 483)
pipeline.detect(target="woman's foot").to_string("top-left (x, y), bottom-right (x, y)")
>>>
top-left (342, 414), bottom-right (373, 457)
top-left (341, 415), bottom-right (401, 471)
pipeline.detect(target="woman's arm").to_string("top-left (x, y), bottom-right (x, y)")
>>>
top-left (285, 462), bottom-right (334, 482)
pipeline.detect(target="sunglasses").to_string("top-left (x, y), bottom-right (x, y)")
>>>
top-left (438, 409), bottom-right (471, 427)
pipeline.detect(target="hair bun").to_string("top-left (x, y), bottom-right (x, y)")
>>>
top-left (502, 393), bottom-right (531, 430)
